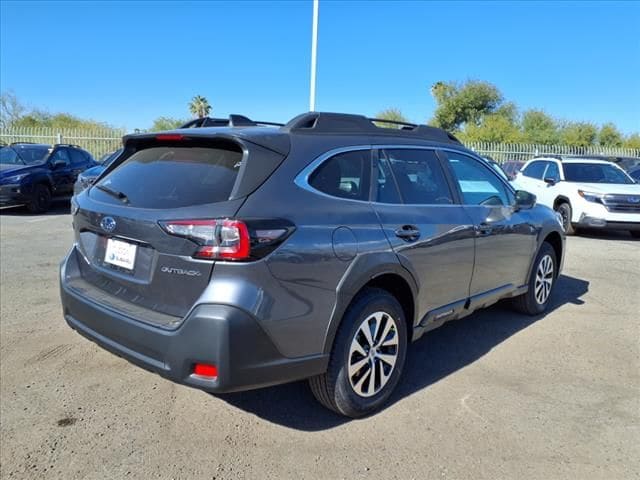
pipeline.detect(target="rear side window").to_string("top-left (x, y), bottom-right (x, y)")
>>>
top-left (309, 150), bottom-right (371, 201)
top-left (375, 154), bottom-right (402, 204)
top-left (522, 161), bottom-right (546, 179)
top-left (94, 144), bottom-right (243, 208)
top-left (382, 149), bottom-right (453, 204)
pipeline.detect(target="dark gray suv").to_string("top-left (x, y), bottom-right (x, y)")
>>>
top-left (60, 112), bottom-right (565, 417)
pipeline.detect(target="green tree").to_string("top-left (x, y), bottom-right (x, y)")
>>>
top-left (429, 80), bottom-right (503, 131)
top-left (12, 110), bottom-right (112, 130)
top-left (623, 133), bottom-right (640, 150)
top-left (559, 121), bottom-right (598, 147)
top-left (374, 108), bottom-right (409, 128)
top-left (521, 110), bottom-right (558, 144)
top-left (0, 90), bottom-right (26, 127)
top-left (598, 122), bottom-right (623, 147)
top-left (150, 116), bottom-right (188, 131)
top-left (188, 95), bottom-right (211, 118)
top-left (461, 114), bottom-right (522, 143)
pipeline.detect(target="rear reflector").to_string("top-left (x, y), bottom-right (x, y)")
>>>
top-left (193, 363), bottom-right (218, 378)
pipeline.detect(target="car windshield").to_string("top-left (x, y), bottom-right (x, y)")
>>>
top-left (3, 145), bottom-right (51, 165)
top-left (0, 147), bottom-right (25, 165)
top-left (563, 163), bottom-right (634, 184)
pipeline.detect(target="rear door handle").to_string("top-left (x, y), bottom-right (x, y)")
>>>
top-left (395, 225), bottom-right (420, 241)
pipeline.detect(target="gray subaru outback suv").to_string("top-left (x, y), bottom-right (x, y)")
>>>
top-left (60, 112), bottom-right (564, 417)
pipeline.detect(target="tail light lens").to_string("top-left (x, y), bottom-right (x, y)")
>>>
top-left (160, 219), bottom-right (250, 260)
top-left (159, 218), bottom-right (294, 261)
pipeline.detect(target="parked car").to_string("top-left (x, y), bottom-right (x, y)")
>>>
top-left (502, 160), bottom-right (525, 180)
top-left (73, 148), bottom-right (123, 195)
top-left (0, 143), bottom-right (96, 212)
top-left (515, 155), bottom-right (640, 236)
top-left (60, 112), bottom-right (565, 417)
top-left (481, 156), bottom-right (509, 181)
top-left (607, 156), bottom-right (640, 173)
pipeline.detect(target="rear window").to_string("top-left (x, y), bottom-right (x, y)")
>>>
top-left (93, 144), bottom-right (243, 208)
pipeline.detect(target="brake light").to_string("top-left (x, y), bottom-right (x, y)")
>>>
top-left (155, 134), bottom-right (184, 141)
top-left (160, 219), bottom-right (250, 260)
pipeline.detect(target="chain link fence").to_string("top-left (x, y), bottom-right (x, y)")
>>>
top-left (1, 126), bottom-right (639, 163)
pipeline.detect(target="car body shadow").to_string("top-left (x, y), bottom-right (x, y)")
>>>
top-left (0, 198), bottom-right (71, 217)
top-left (575, 229), bottom-right (638, 241)
top-left (215, 274), bottom-right (589, 430)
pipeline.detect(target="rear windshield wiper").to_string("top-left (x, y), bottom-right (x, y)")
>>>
top-left (95, 184), bottom-right (130, 204)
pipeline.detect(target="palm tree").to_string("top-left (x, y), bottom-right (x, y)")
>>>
top-left (188, 95), bottom-right (212, 119)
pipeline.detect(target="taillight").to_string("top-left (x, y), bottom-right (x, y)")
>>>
top-left (160, 219), bottom-right (251, 260)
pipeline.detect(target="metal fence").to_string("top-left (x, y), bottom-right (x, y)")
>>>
top-left (1, 126), bottom-right (639, 163)
top-left (466, 141), bottom-right (640, 163)
top-left (0, 127), bottom-right (126, 159)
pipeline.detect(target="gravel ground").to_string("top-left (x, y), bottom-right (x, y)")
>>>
top-left (1, 203), bottom-right (639, 480)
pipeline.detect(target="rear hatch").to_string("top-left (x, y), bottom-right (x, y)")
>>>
top-left (68, 133), bottom-right (287, 328)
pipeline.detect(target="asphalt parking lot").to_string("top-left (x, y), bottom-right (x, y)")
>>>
top-left (1, 203), bottom-right (638, 480)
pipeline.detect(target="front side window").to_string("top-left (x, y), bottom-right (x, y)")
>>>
top-left (545, 162), bottom-right (560, 181)
top-left (382, 149), bottom-right (453, 204)
top-left (522, 161), bottom-right (547, 179)
top-left (309, 150), bottom-right (371, 201)
top-left (50, 148), bottom-right (71, 166)
top-left (446, 152), bottom-right (512, 206)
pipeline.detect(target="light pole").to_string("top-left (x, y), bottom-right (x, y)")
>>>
top-left (309, 0), bottom-right (319, 111)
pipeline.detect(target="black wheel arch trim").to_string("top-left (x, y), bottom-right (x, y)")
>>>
top-left (321, 252), bottom-right (418, 355)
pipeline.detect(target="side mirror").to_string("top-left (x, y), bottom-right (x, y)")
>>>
top-left (514, 190), bottom-right (536, 210)
top-left (51, 160), bottom-right (67, 170)
top-left (543, 177), bottom-right (557, 186)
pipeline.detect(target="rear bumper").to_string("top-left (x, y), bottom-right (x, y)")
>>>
top-left (60, 253), bottom-right (328, 393)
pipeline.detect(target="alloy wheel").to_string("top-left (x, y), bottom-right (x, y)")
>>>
top-left (534, 254), bottom-right (554, 304)
top-left (347, 311), bottom-right (399, 398)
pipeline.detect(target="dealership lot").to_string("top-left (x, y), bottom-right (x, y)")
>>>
top-left (1, 205), bottom-right (638, 480)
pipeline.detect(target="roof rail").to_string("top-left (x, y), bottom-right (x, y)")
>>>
top-left (10, 141), bottom-right (37, 145)
top-left (54, 143), bottom-right (82, 149)
top-left (533, 154), bottom-right (564, 161)
top-left (283, 112), bottom-right (462, 144)
top-left (179, 115), bottom-right (284, 129)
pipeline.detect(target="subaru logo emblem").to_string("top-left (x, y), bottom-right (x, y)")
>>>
top-left (100, 216), bottom-right (116, 233)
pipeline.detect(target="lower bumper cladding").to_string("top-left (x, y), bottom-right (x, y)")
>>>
top-left (60, 264), bottom-right (328, 394)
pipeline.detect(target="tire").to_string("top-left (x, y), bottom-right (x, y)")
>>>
top-left (555, 202), bottom-right (576, 235)
top-left (309, 287), bottom-right (408, 418)
top-left (512, 242), bottom-right (557, 316)
top-left (630, 231), bottom-right (640, 239)
top-left (27, 184), bottom-right (52, 214)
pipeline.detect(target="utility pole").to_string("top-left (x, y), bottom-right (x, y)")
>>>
top-left (309, 0), bottom-right (319, 111)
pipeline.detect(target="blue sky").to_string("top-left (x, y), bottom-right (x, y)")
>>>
top-left (1, 1), bottom-right (639, 133)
